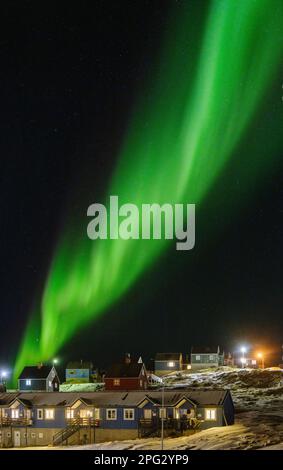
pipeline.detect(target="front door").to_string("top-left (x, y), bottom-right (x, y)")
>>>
top-left (14, 431), bottom-right (21, 447)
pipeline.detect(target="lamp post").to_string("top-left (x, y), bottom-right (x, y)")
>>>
top-left (0, 370), bottom-right (7, 385)
top-left (257, 353), bottom-right (264, 369)
top-left (161, 383), bottom-right (165, 450)
top-left (240, 347), bottom-right (247, 368)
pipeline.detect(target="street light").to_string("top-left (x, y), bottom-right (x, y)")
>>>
top-left (240, 347), bottom-right (247, 368)
top-left (0, 370), bottom-right (7, 384)
top-left (257, 352), bottom-right (264, 369)
top-left (161, 382), bottom-right (165, 450)
top-left (52, 358), bottom-right (59, 365)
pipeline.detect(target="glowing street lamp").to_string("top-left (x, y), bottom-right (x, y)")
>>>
top-left (257, 352), bottom-right (264, 369)
top-left (52, 358), bottom-right (59, 365)
top-left (0, 370), bottom-right (7, 384)
top-left (240, 346), bottom-right (247, 368)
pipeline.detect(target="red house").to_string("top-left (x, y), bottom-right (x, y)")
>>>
top-left (104, 361), bottom-right (148, 391)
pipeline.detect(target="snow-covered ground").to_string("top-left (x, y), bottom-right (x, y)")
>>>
top-left (59, 383), bottom-right (104, 392)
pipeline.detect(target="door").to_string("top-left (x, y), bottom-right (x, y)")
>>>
top-left (144, 409), bottom-right (152, 420)
top-left (14, 431), bottom-right (21, 447)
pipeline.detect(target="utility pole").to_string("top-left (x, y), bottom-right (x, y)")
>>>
top-left (161, 383), bottom-right (165, 450)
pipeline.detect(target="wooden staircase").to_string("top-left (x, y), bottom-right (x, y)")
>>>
top-left (53, 419), bottom-right (81, 446)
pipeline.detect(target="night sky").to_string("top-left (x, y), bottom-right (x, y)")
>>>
top-left (0, 0), bottom-right (282, 374)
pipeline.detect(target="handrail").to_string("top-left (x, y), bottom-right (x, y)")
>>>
top-left (0, 417), bottom-right (33, 426)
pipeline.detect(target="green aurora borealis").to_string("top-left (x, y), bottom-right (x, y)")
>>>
top-left (13, 0), bottom-right (283, 382)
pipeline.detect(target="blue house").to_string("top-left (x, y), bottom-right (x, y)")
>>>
top-left (18, 365), bottom-right (60, 392)
top-left (154, 353), bottom-right (183, 376)
top-left (0, 389), bottom-right (234, 447)
top-left (190, 346), bottom-right (224, 371)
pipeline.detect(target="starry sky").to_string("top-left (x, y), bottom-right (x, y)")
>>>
top-left (0, 0), bottom-right (282, 374)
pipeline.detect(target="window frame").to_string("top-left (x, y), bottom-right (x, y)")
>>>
top-left (123, 408), bottom-right (135, 421)
top-left (37, 409), bottom-right (44, 420)
top-left (106, 409), bottom-right (117, 420)
top-left (11, 409), bottom-right (19, 419)
top-left (45, 408), bottom-right (55, 420)
top-left (205, 408), bottom-right (217, 421)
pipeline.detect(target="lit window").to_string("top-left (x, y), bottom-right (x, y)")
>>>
top-left (205, 409), bottom-right (216, 421)
top-left (66, 409), bottom-right (74, 419)
top-left (195, 355), bottom-right (201, 361)
top-left (37, 409), bottom-right (43, 420)
top-left (48, 381), bottom-right (52, 387)
top-left (94, 408), bottom-right (100, 420)
top-left (123, 409), bottom-right (134, 420)
top-left (209, 355), bottom-right (214, 361)
top-left (113, 379), bottom-right (120, 386)
top-left (106, 409), bottom-right (117, 420)
top-left (11, 409), bottom-right (19, 419)
top-left (167, 361), bottom-right (175, 367)
top-left (26, 379), bottom-right (31, 386)
top-left (252, 360), bottom-right (257, 365)
top-left (159, 408), bottom-right (166, 419)
top-left (144, 409), bottom-right (152, 419)
top-left (45, 409), bottom-right (55, 420)
top-left (80, 409), bottom-right (93, 418)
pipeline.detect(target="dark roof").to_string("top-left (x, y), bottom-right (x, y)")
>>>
top-left (0, 389), bottom-right (232, 408)
top-left (155, 353), bottom-right (182, 361)
top-left (66, 361), bottom-right (93, 369)
top-left (105, 363), bottom-right (145, 379)
top-left (19, 365), bottom-right (54, 380)
top-left (120, 353), bottom-right (143, 363)
top-left (191, 346), bottom-right (222, 354)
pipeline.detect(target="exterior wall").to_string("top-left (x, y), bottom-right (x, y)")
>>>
top-left (33, 406), bottom-right (66, 428)
top-left (190, 353), bottom-right (224, 370)
top-left (100, 406), bottom-right (140, 429)
top-left (155, 360), bottom-right (182, 376)
top-left (104, 377), bottom-right (147, 391)
top-left (195, 406), bottom-right (223, 429)
top-left (19, 379), bottom-right (47, 391)
top-left (223, 394), bottom-right (234, 425)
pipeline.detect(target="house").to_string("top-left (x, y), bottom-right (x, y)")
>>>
top-left (18, 365), bottom-right (60, 392)
top-left (190, 346), bottom-right (224, 371)
top-left (104, 361), bottom-right (148, 391)
top-left (0, 388), bottom-right (234, 447)
top-left (154, 353), bottom-right (183, 376)
top-left (65, 361), bottom-right (97, 383)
